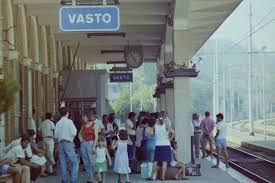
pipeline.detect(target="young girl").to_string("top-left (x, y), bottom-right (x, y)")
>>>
top-left (93, 136), bottom-right (112, 183)
top-left (112, 129), bottom-right (132, 183)
top-left (170, 140), bottom-right (188, 180)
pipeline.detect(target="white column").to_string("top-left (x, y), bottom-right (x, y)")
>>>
top-left (57, 41), bottom-right (63, 71)
top-left (156, 98), bottom-right (161, 112)
top-left (160, 93), bottom-right (166, 111)
top-left (19, 4), bottom-right (33, 130)
top-left (173, 26), bottom-right (192, 163)
top-left (23, 58), bottom-right (33, 129)
top-left (41, 25), bottom-right (48, 67)
top-left (27, 66), bottom-right (33, 127)
top-left (174, 77), bottom-right (191, 163)
top-left (0, 0), bottom-right (5, 155)
top-left (165, 88), bottom-right (175, 128)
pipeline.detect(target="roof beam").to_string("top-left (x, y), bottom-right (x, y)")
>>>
top-left (51, 25), bottom-right (164, 34)
top-left (62, 39), bottom-right (162, 47)
top-left (13, 0), bottom-right (171, 4)
top-left (55, 32), bottom-right (162, 41)
top-left (25, 3), bottom-right (169, 16)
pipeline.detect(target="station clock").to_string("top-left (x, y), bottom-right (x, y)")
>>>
top-left (124, 45), bottom-right (143, 69)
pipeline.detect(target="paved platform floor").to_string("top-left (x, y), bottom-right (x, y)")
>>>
top-left (36, 158), bottom-right (253, 183)
top-left (228, 126), bottom-right (275, 156)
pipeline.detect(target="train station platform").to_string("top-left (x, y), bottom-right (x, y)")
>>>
top-left (228, 126), bottom-right (275, 157)
top-left (36, 158), bottom-right (253, 183)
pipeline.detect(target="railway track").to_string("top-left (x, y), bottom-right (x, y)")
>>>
top-left (210, 147), bottom-right (275, 183)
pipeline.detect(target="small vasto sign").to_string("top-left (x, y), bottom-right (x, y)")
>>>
top-left (59, 6), bottom-right (120, 32)
top-left (110, 73), bottom-right (133, 83)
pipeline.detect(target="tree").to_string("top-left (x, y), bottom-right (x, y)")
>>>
top-left (0, 76), bottom-right (20, 115)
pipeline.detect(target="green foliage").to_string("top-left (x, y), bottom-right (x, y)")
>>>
top-left (0, 76), bottom-right (20, 114)
top-left (110, 63), bottom-right (156, 121)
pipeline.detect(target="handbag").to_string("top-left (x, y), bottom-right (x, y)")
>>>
top-left (185, 163), bottom-right (201, 176)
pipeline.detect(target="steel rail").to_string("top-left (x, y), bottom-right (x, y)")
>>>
top-left (207, 147), bottom-right (275, 183)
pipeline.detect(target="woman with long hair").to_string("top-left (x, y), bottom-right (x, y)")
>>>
top-left (78, 112), bottom-right (98, 183)
top-left (146, 117), bottom-right (175, 181)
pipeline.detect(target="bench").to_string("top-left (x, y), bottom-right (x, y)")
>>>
top-left (0, 174), bottom-right (13, 183)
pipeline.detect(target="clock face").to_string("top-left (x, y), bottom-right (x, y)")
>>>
top-left (126, 51), bottom-right (143, 69)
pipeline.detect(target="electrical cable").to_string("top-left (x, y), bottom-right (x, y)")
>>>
top-left (60, 42), bottom-right (80, 106)
top-left (196, 51), bottom-right (275, 55)
top-left (224, 7), bottom-right (275, 50)
top-left (226, 17), bottom-right (275, 51)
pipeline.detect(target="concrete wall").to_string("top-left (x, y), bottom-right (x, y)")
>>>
top-left (60, 70), bottom-right (108, 117)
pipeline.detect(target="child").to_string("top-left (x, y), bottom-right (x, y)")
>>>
top-left (93, 136), bottom-right (112, 183)
top-left (30, 142), bottom-right (48, 177)
top-left (170, 140), bottom-right (188, 180)
top-left (112, 129), bottom-right (132, 183)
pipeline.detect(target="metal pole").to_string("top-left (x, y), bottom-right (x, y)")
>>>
top-left (248, 0), bottom-right (254, 136)
top-left (213, 54), bottom-right (216, 116)
top-left (129, 82), bottom-right (133, 112)
top-left (262, 47), bottom-right (266, 140)
top-left (222, 46), bottom-right (226, 121)
top-left (72, 0), bottom-right (76, 6)
top-left (140, 78), bottom-right (143, 111)
top-left (213, 39), bottom-right (219, 116)
top-left (222, 64), bottom-right (226, 122)
top-left (237, 91), bottom-right (240, 120)
top-left (271, 104), bottom-right (273, 118)
top-left (229, 65), bottom-right (233, 123)
top-left (215, 40), bottom-right (219, 114)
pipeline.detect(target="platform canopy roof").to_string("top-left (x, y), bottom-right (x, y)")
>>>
top-left (13, 0), bottom-right (242, 64)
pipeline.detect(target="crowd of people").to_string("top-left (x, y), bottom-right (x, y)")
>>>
top-left (0, 107), bottom-right (229, 183)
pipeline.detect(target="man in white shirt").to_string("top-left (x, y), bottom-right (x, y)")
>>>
top-left (125, 112), bottom-right (137, 165)
top-left (192, 113), bottom-right (203, 158)
top-left (2, 134), bottom-right (41, 183)
top-left (54, 107), bottom-right (79, 183)
top-left (3, 138), bottom-right (33, 159)
top-left (38, 112), bottom-right (56, 174)
top-left (212, 113), bottom-right (229, 168)
top-left (110, 113), bottom-right (121, 128)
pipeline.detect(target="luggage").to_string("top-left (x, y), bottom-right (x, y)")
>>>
top-left (140, 162), bottom-right (149, 178)
top-left (185, 163), bottom-right (201, 176)
top-left (140, 162), bottom-right (156, 179)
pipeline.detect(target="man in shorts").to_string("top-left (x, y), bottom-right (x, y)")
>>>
top-left (212, 113), bottom-right (229, 168)
top-left (200, 111), bottom-right (215, 158)
top-left (0, 159), bottom-right (21, 183)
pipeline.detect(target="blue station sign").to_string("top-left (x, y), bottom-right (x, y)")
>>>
top-left (59, 6), bottom-right (120, 32)
top-left (110, 73), bottom-right (133, 83)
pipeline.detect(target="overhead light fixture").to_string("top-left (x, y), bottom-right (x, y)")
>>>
top-left (110, 67), bottom-right (132, 72)
top-left (60, 0), bottom-right (120, 5)
top-left (101, 50), bottom-right (124, 54)
top-left (107, 61), bottom-right (126, 65)
top-left (87, 32), bottom-right (126, 38)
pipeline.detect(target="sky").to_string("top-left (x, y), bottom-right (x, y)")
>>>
top-left (211, 0), bottom-right (275, 52)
